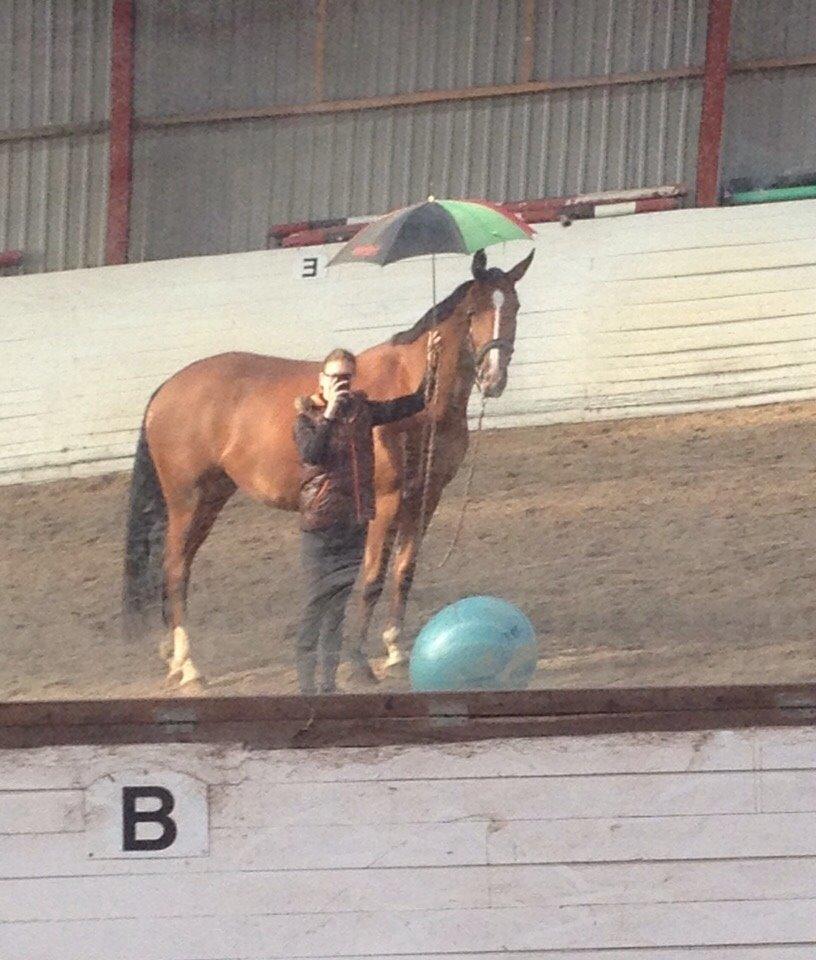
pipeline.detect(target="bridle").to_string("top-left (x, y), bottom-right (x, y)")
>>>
top-left (468, 288), bottom-right (516, 378)
top-left (417, 282), bottom-right (518, 563)
top-left (472, 335), bottom-right (515, 368)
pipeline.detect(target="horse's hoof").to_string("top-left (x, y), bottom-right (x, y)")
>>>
top-left (166, 657), bottom-right (204, 689)
top-left (384, 647), bottom-right (406, 669)
top-left (179, 678), bottom-right (206, 697)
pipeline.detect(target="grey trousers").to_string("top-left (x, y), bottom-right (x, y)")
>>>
top-left (296, 521), bottom-right (366, 694)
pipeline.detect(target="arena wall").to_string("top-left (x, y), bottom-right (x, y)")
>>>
top-left (3, 199), bottom-right (816, 485)
top-left (1, 691), bottom-right (815, 958)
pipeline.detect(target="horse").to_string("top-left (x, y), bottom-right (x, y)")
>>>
top-left (122, 247), bottom-right (534, 689)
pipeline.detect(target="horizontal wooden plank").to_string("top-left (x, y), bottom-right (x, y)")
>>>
top-left (3, 857), bottom-right (814, 923)
top-left (206, 951), bottom-right (816, 960)
top-left (0, 820), bottom-right (489, 879)
top-left (0, 739), bottom-right (699, 792)
top-left (602, 264), bottom-right (816, 306)
top-left (214, 770), bottom-right (761, 828)
top-left (760, 728), bottom-right (816, 769)
top-left (759, 770), bottom-right (816, 812)
top-left (240, 728), bottom-right (761, 783)
top-left (592, 287), bottom-right (816, 331)
top-left (487, 812), bottom-right (816, 865)
top-left (4, 899), bottom-right (816, 957)
top-left (5, 810), bottom-right (816, 880)
top-left (603, 237), bottom-right (816, 280)
top-left (2, 686), bottom-right (815, 751)
top-left (0, 790), bottom-right (83, 835)
top-left (4, 686), bottom-right (815, 727)
top-left (0, 742), bottom-right (249, 791)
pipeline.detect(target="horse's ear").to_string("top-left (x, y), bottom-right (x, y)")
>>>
top-left (506, 248), bottom-right (535, 284)
top-left (471, 249), bottom-right (488, 280)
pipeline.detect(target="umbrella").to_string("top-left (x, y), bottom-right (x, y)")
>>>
top-left (327, 197), bottom-right (535, 542)
top-left (328, 197), bottom-right (534, 267)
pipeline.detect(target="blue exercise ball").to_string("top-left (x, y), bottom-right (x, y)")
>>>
top-left (409, 595), bottom-right (538, 692)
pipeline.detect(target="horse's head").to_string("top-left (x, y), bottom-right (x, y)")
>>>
top-left (464, 248), bottom-right (534, 398)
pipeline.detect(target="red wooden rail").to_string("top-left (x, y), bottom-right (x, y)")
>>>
top-left (0, 683), bottom-right (814, 750)
top-left (270, 187), bottom-right (686, 249)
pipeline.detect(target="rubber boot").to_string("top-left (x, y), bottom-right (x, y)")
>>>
top-left (296, 650), bottom-right (318, 695)
top-left (319, 648), bottom-right (341, 695)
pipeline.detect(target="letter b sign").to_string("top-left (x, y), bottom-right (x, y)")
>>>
top-left (122, 786), bottom-right (178, 852)
top-left (87, 771), bottom-right (208, 859)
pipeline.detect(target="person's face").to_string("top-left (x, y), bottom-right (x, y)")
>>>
top-left (319, 359), bottom-right (356, 398)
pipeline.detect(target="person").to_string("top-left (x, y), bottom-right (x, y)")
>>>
top-left (293, 338), bottom-right (440, 694)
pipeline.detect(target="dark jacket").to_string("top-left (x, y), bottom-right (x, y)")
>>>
top-left (294, 385), bottom-right (426, 531)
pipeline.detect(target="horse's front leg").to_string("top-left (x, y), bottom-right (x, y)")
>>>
top-left (350, 489), bottom-right (400, 682)
top-left (382, 484), bottom-right (443, 668)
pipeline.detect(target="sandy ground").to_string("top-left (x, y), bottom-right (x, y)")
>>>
top-left (2, 401), bottom-right (815, 702)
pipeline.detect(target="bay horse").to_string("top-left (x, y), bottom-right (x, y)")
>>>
top-left (122, 248), bottom-right (534, 688)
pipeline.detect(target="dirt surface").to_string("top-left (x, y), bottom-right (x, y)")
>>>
top-left (3, 401), bottom-right (816, 702)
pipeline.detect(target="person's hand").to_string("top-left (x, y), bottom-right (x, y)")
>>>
top-left (324, 378), bottom-right (350, 419)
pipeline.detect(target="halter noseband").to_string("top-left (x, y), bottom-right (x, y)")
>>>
top-left (472, 336), bottom-right (515, 368)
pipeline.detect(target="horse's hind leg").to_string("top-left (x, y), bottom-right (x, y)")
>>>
top-left (165, 474), bottom-right (235, 687)
top-left (162, 493), bottom-right (201, 686)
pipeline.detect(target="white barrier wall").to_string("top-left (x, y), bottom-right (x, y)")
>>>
top-left (3, 199), bottom-right (816, 484)
top-left (1, 726), bottom-right (816, 958)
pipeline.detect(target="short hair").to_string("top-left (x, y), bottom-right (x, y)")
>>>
top-left (322, 348), bottom-right (357, 371)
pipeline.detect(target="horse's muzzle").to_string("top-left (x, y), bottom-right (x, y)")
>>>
top-left (478, 370), bottom-right (508, 399)
top-left (474, 336), bottom-right (513, 399)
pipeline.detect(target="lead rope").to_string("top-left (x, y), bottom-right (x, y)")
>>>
top-left (416, 329), bottom-right (441, 542)
top-left (435, 392), bottom-right (487, 569)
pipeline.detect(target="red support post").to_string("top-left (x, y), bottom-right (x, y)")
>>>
top-left (105, 0), bottom-right (135, 265)
top-left (696, 0), bottom-right (733, 207)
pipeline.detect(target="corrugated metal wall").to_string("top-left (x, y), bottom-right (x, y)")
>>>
top-left (129, 0), bottom-right (707, 263)
top-left (0, 0), bottom-right (110, 272)
top-left (324, 0), bottom-right (525, 97)
top-left (532, 0), bottom-right (705, 77)
top-left (129, 85), bottom-right (703, 264)
top-left (134, 0), bottom-right (316, 116)
top-left (722, 0), bottom-right (816, 190)
top-left (2, 0), bottom-right (816, 274)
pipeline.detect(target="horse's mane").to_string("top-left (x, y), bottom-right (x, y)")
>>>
top-left (390, 266), bottom-right (504, 346)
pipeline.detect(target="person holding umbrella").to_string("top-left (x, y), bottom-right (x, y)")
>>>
top-left (293, 334), bottom-right (441, 695)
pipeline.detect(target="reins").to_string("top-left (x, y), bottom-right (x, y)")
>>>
top-left (416, 326), bottom-right (490, 569)
top-left (435, 392), bottom-right (486, 569)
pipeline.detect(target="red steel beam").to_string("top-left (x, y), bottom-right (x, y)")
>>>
top-left (105, 0), bottom-right (135, 265)
top-left (519, 0), bottom-right (536, 83)
top-left (696, 0), bottom-right (734, 207)
top-left (0, 249), bottom-right (23, 269)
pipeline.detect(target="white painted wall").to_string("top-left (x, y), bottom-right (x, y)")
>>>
top-left (1, 726), bottom-right (816, 958)
top-left (3, 199), bottom-right (816, 484)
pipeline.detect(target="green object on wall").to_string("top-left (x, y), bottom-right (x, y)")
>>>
top-left (727, 184), bottom-right (816, 205)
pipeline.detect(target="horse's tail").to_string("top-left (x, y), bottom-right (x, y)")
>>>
top-left (122, 417), bottom-right (167, 641)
